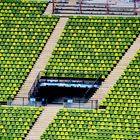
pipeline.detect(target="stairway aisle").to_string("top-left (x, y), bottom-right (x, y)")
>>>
top-left (12, 17), bottom-right (68, 105)
top-left (43, 2), bottom-right (53, 15)
top-left (25, 105), bottom-right (63, 140)
top-left (90, 35), bottom-right (140, 105)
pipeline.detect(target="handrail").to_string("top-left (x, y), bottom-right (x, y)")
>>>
top-left (28, 71), bottom-right (42, 99)
top-left (83, 73), bottom-right (102, 99)
top-left (8, 97), bottom-right (28, 106)
top-left (6, 97), bottom-right (42, 107)
top-left (64, 99), bottom-right (98, 110)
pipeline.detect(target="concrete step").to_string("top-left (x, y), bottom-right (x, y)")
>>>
top-left (43, 3), bottom-right (53, 15)
top-left (25, 105), bottom-right (63, 140)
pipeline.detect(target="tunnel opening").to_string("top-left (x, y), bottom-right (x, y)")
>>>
top-left (31, 76), bottom-right (102, 104)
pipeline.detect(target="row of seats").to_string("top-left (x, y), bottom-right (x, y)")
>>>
top-left (45, 16), bottom-right (140, 79)
top-left (0, 106), bottom-right (43, 140)
top-left (56, 40), bottom-right (133, 46)
top-left (0, 0), bottom-right (59, 102)
top-left (65, 27), bottom-right (139, 32)
top-left (69, 15), bottom-right (140, 21)
top-left (0, 0), bottom-right (48, 15)
top-left (41, 50), bottom-right (140, 139)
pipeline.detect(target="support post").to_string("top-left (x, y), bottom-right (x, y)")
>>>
top-left (80, 0), bottom-right (82, 14)
top-left (91, 100), bottom-right (93, 109)
top-left (106, 0), bottom-right (109, 14)
top-left (52, 0), bottom-right (55, 14)
top-left (79, 100), bottom-right (80, 109)
top-left (134, 0), bottom-right (138, 15)
top-left (23, 97), bottom-right (24, 106)
top-left (96, 100), bottom-right (98, 110)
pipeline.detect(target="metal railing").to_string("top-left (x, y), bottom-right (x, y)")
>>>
top-left (64, 99), bottom-right (98, 110)
top-left (7, 97), bottom-right (42, 107)
top-left (83, 74), bottom-right (101, 98)
top-left (79, 0), bottom-right (139, 15)
top-left (28, 71), bottom-right (42, 98)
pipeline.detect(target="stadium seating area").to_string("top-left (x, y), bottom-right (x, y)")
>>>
top-left (41, 50), bottom-right (140, 139)
top-left (45, 16), bottom-right (140, 79)
top-left (0, 0), bottom-right (48, 15)
top-left (0, 0), bottom-right (140, 139)
top-left (0, 106), bottom-right (43, 140)
top-left (0, 0), bottom-right (59, 102)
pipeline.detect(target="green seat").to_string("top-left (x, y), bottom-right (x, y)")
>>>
top-left (0, 0), bottom-right (59, 102)
top-left (41, 50), bottom-right (140, 139)
top-left (45, 16), bottom-right (140, 80)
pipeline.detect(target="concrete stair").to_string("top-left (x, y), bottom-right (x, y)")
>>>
top-left (12, 17), bottom-right (68, 105)
top-left (43, 3), bottom-right (53, 15)
top-left (25, 105), bottom-right (63, 140)
top-left (43, 0), bottom-right (70, 15)
top-left (90, 35), bottom-right (140, 105)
